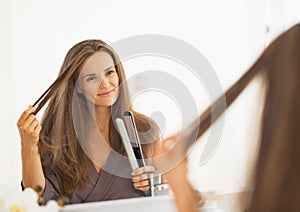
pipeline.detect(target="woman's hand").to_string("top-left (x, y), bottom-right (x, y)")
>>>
top-left (18, 106), bottom-right (45, 192)
top-left (17, 105), bottom-right (41, 149)
top-left (131, 166), bottom-right (155, 191)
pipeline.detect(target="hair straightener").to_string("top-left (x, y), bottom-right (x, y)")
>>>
top-left (115, 118), bottom-right (139, 170)
top-left (123, 111), bottom-right (146, 167)
top-left (115, 111), bottom-right (145, 170)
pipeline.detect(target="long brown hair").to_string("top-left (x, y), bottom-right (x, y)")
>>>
top-left (182, 24), bottom-right (300, 211)
top-left (38, 40), bottom-right (159, 195)
top-left (248, 23), bottom-right (300, 211)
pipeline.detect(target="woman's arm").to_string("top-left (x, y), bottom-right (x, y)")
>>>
top-left (165, 158), bottom-right (201, 212)
top-left (155, 134), bottom-right (202, 212)
top-left (17, 105), bottom-right (45, 195)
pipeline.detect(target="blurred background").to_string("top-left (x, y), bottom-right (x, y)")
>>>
top-left (0, 0), bottom-right (299, 194)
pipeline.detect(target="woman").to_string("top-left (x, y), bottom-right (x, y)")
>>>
top-left (159, 23), bottom-right (300, 212)
top-left (17, 39), bottom-right (160, 204)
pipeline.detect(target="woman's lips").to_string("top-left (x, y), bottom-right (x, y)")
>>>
top-left (97, 89), bottom-right (114, 97)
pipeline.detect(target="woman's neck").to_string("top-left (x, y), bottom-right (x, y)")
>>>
top-left (94, 106), bottom-right (111, 133)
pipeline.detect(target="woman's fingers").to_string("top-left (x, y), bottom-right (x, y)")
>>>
top-left (133, 181), bottom-right (150, 191)
top-left (132, 173), bottom-right (149, 183)
top-left (17, 106), bottom-right (36, 126)
top-left (20, 114), bottom-right (40, 134)
top-left (28, 117), bottom-right (39, 131)
top-left (17, 106), bottom-right (41, 145)
top-left (34, 123), bottom-right (42, 132)
top-left (132, 179), bottom-right (150, 188)
top-left (23, 114), bottom-right (35, 129)
top-left (131, 165), bottom-right (155, 176)
top-left (154, 133), bottom-right (180, 158)
top-left (137, 186), bottom-right (150, 191)
top-left (131, 166), bottom-right (155, 191)
top-left (132, 174), bottom-right (150, 190)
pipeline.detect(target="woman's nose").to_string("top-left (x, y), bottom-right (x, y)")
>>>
top-left (99, 77), bottom-right (109, 88)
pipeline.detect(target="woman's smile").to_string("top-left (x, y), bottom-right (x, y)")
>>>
top-left (97, 89), bottom-right (114, 97)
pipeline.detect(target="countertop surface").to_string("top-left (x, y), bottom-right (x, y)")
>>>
top-left (59, 191), bottom-right (252, 212)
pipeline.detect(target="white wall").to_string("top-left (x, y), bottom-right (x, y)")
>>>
top-left (0, 0), bottom-right (20, 189)
top-left (0, 0), bottom-right (299, 193)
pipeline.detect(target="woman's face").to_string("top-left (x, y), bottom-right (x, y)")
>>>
top-left (78, 51), bottom-right (119, 107)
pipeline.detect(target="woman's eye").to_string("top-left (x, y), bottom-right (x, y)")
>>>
top-left (107, 70), bottom-right (114, 75)
top-left (86, 76), bottom-right (96, 81)
top-left (106, 68), bottom-right (116, 76)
